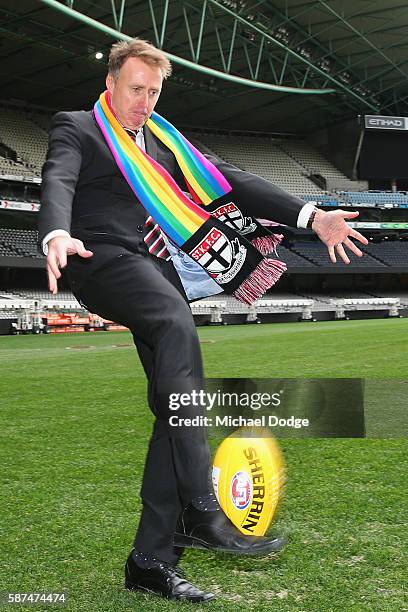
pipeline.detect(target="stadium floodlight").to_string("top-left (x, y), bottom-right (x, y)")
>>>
top-left (95, 51), bottom-right (104, 60)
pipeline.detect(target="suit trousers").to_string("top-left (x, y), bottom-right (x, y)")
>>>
top-left (72, 249), bottom-right (212, 564)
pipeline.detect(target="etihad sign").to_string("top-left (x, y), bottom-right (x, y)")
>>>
top-left (365, 115), bottom-right (407, 130)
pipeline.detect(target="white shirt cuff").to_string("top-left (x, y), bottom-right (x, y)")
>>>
top-left (42, 230), bottom-right (71, 255)
top-left (297, 202), bottom-right (317, 229)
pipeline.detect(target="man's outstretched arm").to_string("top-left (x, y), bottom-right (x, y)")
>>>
top-left (206, 153), bottom-right (368, 263)
top-left (39, 112), bottom-right (93, 293)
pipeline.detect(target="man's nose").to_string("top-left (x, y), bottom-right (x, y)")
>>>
top-left (140, 91), bottom-right (149, 111)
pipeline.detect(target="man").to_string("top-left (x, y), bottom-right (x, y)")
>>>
top-left (39, 38), bottom-right (367, 604)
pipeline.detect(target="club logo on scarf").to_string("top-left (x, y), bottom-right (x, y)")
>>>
top-left (189, 228), bottom-right (247, 283)
top-left (212, 202), bottom-right (256, 235)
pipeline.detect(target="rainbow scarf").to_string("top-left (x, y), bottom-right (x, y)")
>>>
top-left (93, 91), bottom-right (286, 304)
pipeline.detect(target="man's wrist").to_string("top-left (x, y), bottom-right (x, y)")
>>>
top-left (42, 230), bottom-right (71, 255)
top-left (310, 208), bottom-right (325, 232)
top-left (297, 202), bottom-right (317, 229)
top-left (306, 207), bottom-right (318, 229)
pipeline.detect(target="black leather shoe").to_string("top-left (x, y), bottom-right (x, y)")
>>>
top-left (124, 551), bottom-right (215, 603)
top-left (174, 503), bottom-right (286, 556)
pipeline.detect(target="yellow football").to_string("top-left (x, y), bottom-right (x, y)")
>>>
top-left (212, 427), bottom-right (285, 536)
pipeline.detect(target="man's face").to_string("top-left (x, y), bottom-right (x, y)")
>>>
top-left (106, 56), bottom-right (163, 130)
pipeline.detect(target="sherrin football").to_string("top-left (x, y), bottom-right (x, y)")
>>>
top-left (212, 427), bottom-right (285, 536)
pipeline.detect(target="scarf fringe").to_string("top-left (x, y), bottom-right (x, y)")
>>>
top-left (233, 258), bottom-right (287, 305)
top-left (251, 234), bottom-right (283, 256)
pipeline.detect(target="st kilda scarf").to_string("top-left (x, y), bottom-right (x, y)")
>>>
top-left (94, 90), bottom-right (287, 304)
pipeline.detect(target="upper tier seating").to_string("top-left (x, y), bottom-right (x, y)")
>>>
top-left (278, 139), bottom-right (348, 182)
top-left (339, 191), bottom-right (408, 206)
top-left (0, 107), bottom-right (48, 173)
top-left (193, 133), bottom-right (324, 196)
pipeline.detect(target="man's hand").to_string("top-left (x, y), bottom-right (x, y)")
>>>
top-left (312, 209), bottom-right (368, 264)
top-left (47, 236), bottom-right (93, 294)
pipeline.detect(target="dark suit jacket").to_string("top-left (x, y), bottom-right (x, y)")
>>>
top-left (39, 110), bottom-right (306, 287)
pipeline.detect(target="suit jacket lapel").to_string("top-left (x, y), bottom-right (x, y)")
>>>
top-left (144, 123), bottom-right (177, 177)
top-left (143, 124), bottom-right (159, 161)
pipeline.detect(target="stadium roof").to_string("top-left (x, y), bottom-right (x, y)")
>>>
top-left (1, 0), bottom-right (408, 134)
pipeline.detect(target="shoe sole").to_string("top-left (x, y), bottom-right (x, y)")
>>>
top-left (125, 582), bottom-right (215, 603)
top-left (173, 533), bottom-right (287, 555)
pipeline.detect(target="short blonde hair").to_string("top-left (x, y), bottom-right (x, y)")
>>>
top-left (108, 38), bottom-right (172, 80)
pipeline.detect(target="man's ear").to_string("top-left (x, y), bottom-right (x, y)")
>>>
top-left (106, 73), bottom-right (114, 94)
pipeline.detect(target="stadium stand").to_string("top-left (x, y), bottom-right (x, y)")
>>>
top-left (362, 241), bottom-right (408, 265)
top-left (27, 111), bottom-right (52, 134)
top-left (0, 289), bottom-right (74, 301)
top-left (278, 139), bottom-right (348, 183)
top-left (192, 133), bottom-right (325, 196)
top-left (0, 113), bottom-right (407, 333)
top-left (299, 193), bottom-right (339, 204)
top-left (0, 107), bottom-right (48, 172)
top-left (1, 226), bottom-right (407, 269)
top-left (369, 291), bottom-right (408, 306)
top-left (339, 191), bottom-right (408, 206)
top-left (0, 310), bottom-right (15, 318)
top-left (188, 132), bottom-right (408, 208)
top-left (0, 228), bottom-right (42, 259)
top-left (274, 244), bottom-right (316, 268)
top-left (292, 241), bottom-right (387, 268)
top-left (0, 112), bottom-right (407, 212)
top-left (0, 156), bottom-right (37, 178)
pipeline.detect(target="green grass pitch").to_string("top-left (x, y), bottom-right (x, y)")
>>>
top-left (1, 319), bottom-right (407, 611)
